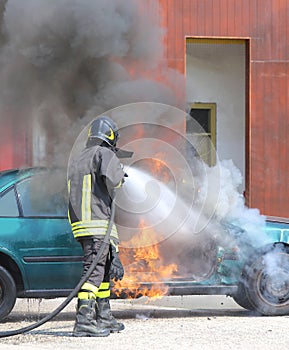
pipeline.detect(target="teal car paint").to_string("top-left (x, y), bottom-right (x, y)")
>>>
top-left (0, 168), bottom-right (289, 319)
top-left (264, 221), bottom-right (289, 244)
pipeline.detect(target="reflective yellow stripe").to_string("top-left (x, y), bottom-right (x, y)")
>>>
top-left (78, 282), bottom-right (110, 299)
top-left (104, 127), bottom-right (115, 141)
top-left (78, 291), bottom-right (95, 300)
top-left (115, 180), bottom-right (123, 189)
top-left (110, 239), bottom-right (119, 253)
top-left (88, 126), bottom-right (92, 138)
top-left (72, 220), bottom-right (117, 230)
top-left (96, 281), bottom-right (110, 298)
top-left (81, 282), bottom-right (99, 295)
top-left (96, 290), bottom-right (110, 298)
top-left (99, 282), bottom-right (110, 290)
top-left (82, 174), bottom-right (92, 221)
top-left (72, 228), bottom-right (119, 240)
top-left (71, 220), bottom-right (119, 240)
top-left (67, 180), bottom-right (71, 224)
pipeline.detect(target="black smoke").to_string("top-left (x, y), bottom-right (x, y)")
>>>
top-left (0, 0), bottom-right (183, 166)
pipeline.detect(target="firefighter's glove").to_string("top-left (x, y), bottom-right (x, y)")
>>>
top-left (109, 245), bottom-right (124, 282)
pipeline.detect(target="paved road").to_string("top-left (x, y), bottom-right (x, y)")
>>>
top-left (0, 296), bottom-right (289, 349)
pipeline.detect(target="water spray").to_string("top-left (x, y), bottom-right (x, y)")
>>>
top-left (117, 166), bottom-right (222, 249)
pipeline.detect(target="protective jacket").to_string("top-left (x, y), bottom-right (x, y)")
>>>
top-left (68, 144), bottom-right (125, 242)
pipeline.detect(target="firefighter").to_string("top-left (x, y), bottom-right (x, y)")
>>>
top-left (68, 116), bottom-right (126, 337)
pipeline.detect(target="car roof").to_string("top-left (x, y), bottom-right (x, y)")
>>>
top-left (0, 167), bottom-right (49, 192)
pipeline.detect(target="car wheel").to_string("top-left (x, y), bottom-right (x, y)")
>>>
top-left (232, 281), bottom-right (254, 311)
top-left (243, 244), bottom-right (289, 316)
top-left (0, 266), bottom-right (17, 320)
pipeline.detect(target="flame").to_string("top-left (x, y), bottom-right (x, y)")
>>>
top-left (113, 153), bottom-right (178, 298)
top-left (151, 157), bottom-right (171, 183)
top-left (114, 219), bottom-right (178, 299)
top-left (137, 155), bottom-right (172, 183)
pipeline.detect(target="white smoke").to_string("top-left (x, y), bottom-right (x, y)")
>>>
top-left (192, 158), bottom-right (267, 245)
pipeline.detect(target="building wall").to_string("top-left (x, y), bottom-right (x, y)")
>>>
top-left (0, 109), bottom-right (31, 171)
top-left (0, 118), bottom-right (13, 170)
top-left (1, 1), bottom-right (288, 218)
top-left (159, 0), bottom-right (289, 217)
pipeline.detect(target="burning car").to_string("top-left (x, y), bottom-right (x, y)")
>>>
top-left (0, 167), bottom-right (289, 320)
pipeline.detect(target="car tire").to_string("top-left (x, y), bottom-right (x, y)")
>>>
top-left (242, 244), bottom-right (289, 316)
top-left (232, 281), bottom-right (254, 311)
top-left (0, 266), bottom-right (17, 320)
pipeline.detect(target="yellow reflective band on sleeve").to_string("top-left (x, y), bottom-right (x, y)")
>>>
top-left (81, 282), bottom-right (99, 296)
top-left (82, 174), bottom-right (92, 221)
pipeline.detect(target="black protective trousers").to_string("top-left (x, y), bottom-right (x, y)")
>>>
top-left (79, 237), bottom-right (111, 288)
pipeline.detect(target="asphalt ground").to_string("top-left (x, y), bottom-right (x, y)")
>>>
top-left (0, 295), bottom-right (289, 349)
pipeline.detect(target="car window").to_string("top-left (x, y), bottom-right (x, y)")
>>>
top-left (0, 187), bottom-right (19, 217)
top-left (16, 171), bottom-right (68, 217)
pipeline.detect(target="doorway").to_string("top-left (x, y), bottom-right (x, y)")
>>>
top-left (186, 38), bottom-right (248, 192)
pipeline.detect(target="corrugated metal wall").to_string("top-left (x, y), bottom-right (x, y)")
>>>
top-left (157, 0), bottom-right (289, 217)
top-left (0, 109), bottom-right (31, 172)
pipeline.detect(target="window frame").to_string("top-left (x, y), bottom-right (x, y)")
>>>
top-left (0, 185), bottom-right (20, 217)
top-left (188, 102), bottom-right (217, 166)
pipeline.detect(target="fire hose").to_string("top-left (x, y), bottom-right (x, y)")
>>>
top-left (0, 190), bottom-right (116, 338)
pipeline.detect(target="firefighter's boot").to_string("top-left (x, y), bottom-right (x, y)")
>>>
top-left (96, 297), bottom-right (125, 333)
top-left (73, 299), bottom-right (110, 337)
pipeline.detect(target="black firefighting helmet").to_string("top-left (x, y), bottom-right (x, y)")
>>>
top-left (88, 116), bottom-right (119, 147)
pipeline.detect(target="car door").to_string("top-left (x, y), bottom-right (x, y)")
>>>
top-left (14, 170), bottom-right (83, 291)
